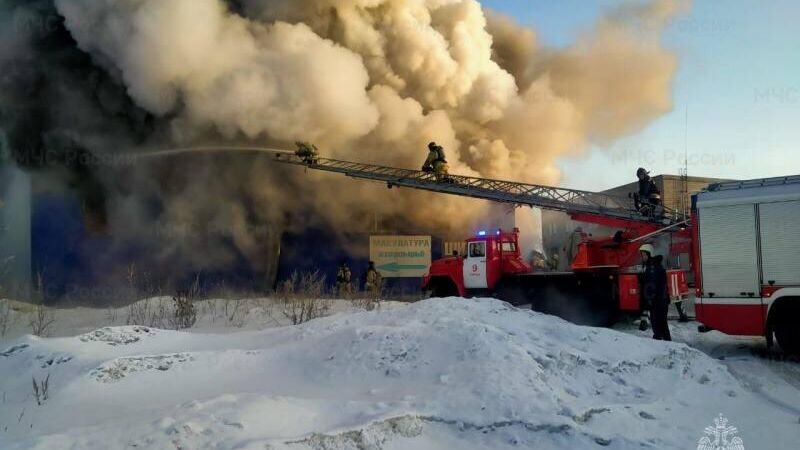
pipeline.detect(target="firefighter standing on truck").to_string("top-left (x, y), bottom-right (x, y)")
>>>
top-left (639, 244), bottom-right (671, 341)
top-left (422, 142), bottom-right (450, 181)
top-left (633, 167), bottom-right (661, 216)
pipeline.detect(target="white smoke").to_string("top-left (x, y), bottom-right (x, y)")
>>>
top-left (55, 0), bottom-right (379, 147)
top-left (49, 0), bottom-right (687, 248)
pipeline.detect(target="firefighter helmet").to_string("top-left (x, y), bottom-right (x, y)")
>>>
top-left (636, 167), bottom-right (649, 178)
top-left (638, 243), bottom-right (655, 255)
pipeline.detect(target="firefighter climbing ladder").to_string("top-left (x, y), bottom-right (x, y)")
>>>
top-left (270, 150), bottom-right (686, 225)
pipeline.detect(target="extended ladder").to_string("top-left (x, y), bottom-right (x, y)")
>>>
top-left (270, 150), bottom-right (683, 225)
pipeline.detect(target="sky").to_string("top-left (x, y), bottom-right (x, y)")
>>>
top-left (480, 0), bottom-right (800, 191)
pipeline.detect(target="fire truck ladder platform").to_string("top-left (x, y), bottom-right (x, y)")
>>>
top-left (270, 151), bottom-right (684, 225)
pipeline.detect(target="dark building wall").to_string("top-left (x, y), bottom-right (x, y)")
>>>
top-left (29, 188), bottom-right (280, 303)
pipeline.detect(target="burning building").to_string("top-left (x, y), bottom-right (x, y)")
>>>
top-left (0, 0), bottom-right (688, 301)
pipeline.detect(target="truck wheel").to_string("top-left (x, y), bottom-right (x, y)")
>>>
top-left (429, 278), bottom-right (459, 298)
top-left (495, 279), bottom-right (526, 306)
top-left (566, 293), bottom-right (618, 328)
top-left (773, 300), bottom-right (800, 355)
top-left (775, 323), bottom-right (800, 355)
top-left (538, 285), bottom-right (618, 327)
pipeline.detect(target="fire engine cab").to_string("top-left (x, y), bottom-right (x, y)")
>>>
top-left (424, 230), bottom-right (531, 296)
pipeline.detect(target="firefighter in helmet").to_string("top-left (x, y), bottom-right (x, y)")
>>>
top-left (336, 261), bottom-right (352, 297)
top-left (422, 142), bottom-right (450, 181)
top-left (364, 261), bottom-right (382, 295)
top-left (295, 141), bottom-right (319, 165)
top-left (633, 167), bottom-right (661, 216)
top-left (639, 243), bottom-right (671, 341)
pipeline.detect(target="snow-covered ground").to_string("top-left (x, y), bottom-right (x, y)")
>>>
top-left (1, 297), bottom-right (798, 449)
top-left (0, 297), bottom-right (374, 341)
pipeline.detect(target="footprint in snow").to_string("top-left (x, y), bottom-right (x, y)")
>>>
top-left (1, 344), bottom-right (29, 357)
top-left (90, 353), bottom-right (194, 383)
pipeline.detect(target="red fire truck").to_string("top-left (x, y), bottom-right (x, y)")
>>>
top-left (270, 146), bottom-right (800, 353)
top-left (421, 226), bottom-right (688, 327)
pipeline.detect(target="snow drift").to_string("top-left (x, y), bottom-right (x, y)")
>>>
top-left (1, 298), bottom-right (796, 449)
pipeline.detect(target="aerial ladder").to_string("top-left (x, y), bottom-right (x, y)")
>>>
top-left (273, 144), bottom-right (686, 228)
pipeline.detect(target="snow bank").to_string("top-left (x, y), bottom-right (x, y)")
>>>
top-left (0, 297), bottom-right (379, 341)
top-left (1, 298), bottom-right (796, 449)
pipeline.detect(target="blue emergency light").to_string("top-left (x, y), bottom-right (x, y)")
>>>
top-left (477, 231), bottom-right (487, 236)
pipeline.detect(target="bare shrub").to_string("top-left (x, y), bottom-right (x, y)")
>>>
top-left (105, 306), bottom-right (118, 325)
top-left (126, 262), bottom-right (138, 301)
top-left (126, 297), bottom-right (170, 328)
top-left (276, 271), bottom-right (330, 325)
top-left (31, 374), bottom-right (50, 406)
top-left (29, 303), bottom-right (55, 337)
top-left (350, 295), bottom-right (381, 312)
top-left (197, 298), bottom-right (217, 323)
top-left (126, 298), bottom-right (151, 326)
top-left (223, 298), bottom-right (248, 327)
top-left (28, 274), bottom-right (55, 337)
top-left (169, 291), bottom-right (197, 330)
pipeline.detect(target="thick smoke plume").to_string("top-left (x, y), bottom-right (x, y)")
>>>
top-left (0, 0), bottom-right (687, 289)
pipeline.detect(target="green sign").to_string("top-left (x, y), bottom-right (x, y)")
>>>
top-left (370, 235), bottom-right (432, 278)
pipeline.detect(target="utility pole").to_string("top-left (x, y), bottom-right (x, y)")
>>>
top-left (678, 106), bottom-right (690, 217)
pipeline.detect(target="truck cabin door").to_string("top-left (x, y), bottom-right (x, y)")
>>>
top-left (464, 241), bottom-right (488, 289)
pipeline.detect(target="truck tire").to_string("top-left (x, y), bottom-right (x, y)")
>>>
top-left (775, 323), bottom-right (800, 355)
top-left (772, 300), bottom-right (800, 355)
top-left (555, 292), bottom-right (618, 328)
top-left (537, 277), bottom-right (618, 327)
top-left (429, 278), bottom-right (459, 298)
top-left (495, 278), bottom-right (527, 306)
top-left (506, 273), bottom-right (619, 327)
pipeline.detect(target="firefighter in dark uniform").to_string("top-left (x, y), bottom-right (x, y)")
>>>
top-left (364, 261), bottom-right (382, 295)
top-left (633, 167), bottom-right (661, 216)
top-left (295, 141), bottom-right (319, 164)
top-left (336, 262), bottom-right (352, 296)
top-left (422, 142), bottom-right (450, 181)
top-left (639, 244), bottom-right (671, 341)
